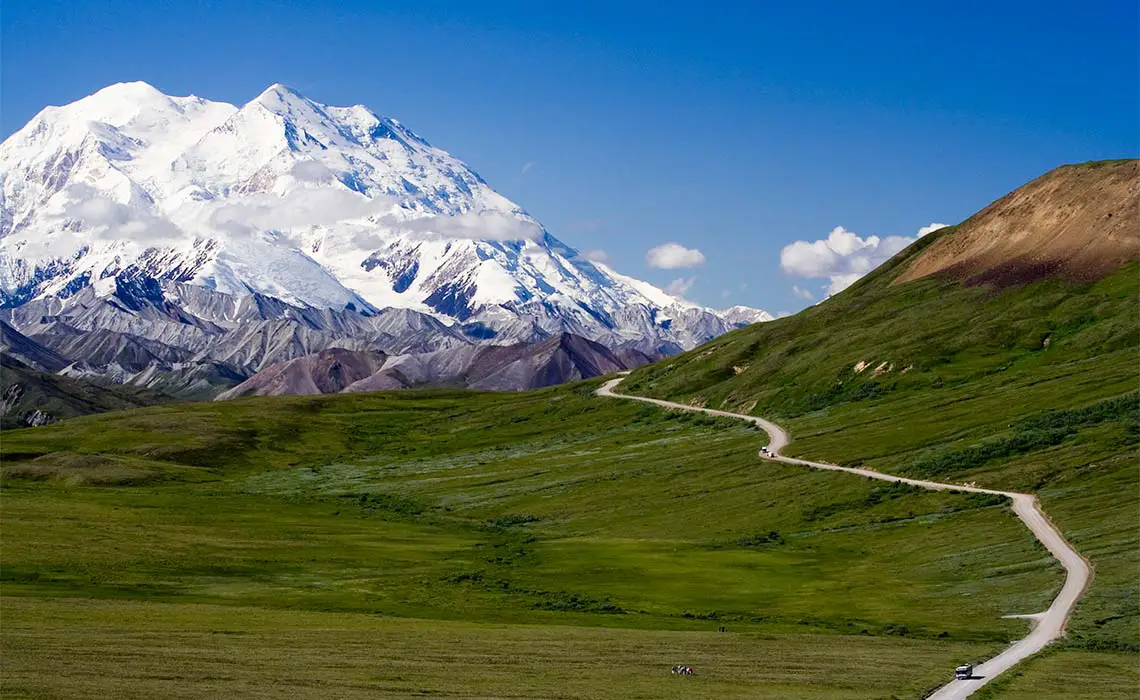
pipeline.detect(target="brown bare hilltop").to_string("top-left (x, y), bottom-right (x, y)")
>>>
top-left (895, 159), bottom-right (1139, 288)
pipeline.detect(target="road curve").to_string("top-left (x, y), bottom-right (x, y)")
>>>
top-left (596, 376), bottom-right (1090, 699)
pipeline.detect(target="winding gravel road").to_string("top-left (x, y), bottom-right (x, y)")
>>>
top-left (596, 376), bottom-right (1090, 699)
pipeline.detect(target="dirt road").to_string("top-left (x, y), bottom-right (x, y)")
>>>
top-left (596, 376), bottom-right (1090, 699)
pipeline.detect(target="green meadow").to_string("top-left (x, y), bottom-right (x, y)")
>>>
top-left (2, 381), bottom-right (1061, 698)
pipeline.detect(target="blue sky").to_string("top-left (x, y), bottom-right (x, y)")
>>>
top-left (3, 1), bottom-right (1137, 313)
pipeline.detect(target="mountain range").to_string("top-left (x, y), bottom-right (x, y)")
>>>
top-left (0, 82), bottom-right (769, 399)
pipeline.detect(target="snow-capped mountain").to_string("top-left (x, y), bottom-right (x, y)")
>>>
top-left (0, 82), bottom-right (770, 387)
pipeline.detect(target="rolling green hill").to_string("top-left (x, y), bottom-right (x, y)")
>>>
top-left (0, 381), bottom-right (1081, 699)
top-left (623, 160), bottom-right (1140, 690)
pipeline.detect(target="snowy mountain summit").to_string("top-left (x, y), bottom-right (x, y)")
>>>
top-left (0, 82), bottom-right (769, 379)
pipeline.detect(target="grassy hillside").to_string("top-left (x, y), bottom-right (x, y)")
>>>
top-left (623, 228), bottom-right (1135, 420)
top-left (621, 184), bottom-right (1140, 692)
top-left (623, 256), bottom-right (1138, 639)
top-left (1, 381), bottom-right (1075, 698)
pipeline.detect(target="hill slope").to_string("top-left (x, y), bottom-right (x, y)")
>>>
top-left (0, 353), bottom-right (168, 428)
top-left (624, 159), bottom-right (1140, 662)
top-left (1, 320), bottom-right (69, 372)
top-left (1, 381), bottom-right (1067, 697)
top-left (896, 160), bottom-right (1139, 287)
top-left (625, 160), bottom-right (1138, 415)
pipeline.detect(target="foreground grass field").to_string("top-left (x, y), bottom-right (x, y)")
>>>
top-left (1, 597), bottom-right (998, 700)
top-left (972, 648), bottom-right (1140, 700)
top-left (1, 380), bottom-right (1073, 698)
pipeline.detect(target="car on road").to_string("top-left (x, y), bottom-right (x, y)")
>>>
top-left (955, 664), bottom-right (973, 680)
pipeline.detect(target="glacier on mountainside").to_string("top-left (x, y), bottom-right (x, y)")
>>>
top-left (0, 81), bottom-right (771, 365)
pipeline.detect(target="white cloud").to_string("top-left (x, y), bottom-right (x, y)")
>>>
top-left (917, 222), bottom-right (949, 237)
top-left (665, 276), bottom-right (697, 298)
top-left (394, 211), bottom-right (544, 242)
top-left (205, 189), bottom-right (393, 239)
top-left (780, 224), bottom-right (938, 296)
top-left (721, 289), bottom-right (731, 299)
top-left (791, 285), bottom-right (815, 301)
top-left (59, 187), bottom-right (186, 247)
top-left (521, 162), bottom-right (534, 175)
top-left (195, 189), bottom-right (543, 244)
top-left (59, 182), bottom-right (544, 261)
top-left (289, 160), bottom-right (334, 183)
top-left (582, 249), bottom-right (609, 263)
top-left (66, 196), bottom-right (134, 228)
top-left (646, 242), bottom-right (705, 269)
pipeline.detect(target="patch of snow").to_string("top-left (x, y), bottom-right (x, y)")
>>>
top-left (0, 82), bottom-right (771, 350)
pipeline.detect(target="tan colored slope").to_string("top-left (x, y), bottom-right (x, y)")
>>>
top-left (896, 159), bottom-right (1139, 287)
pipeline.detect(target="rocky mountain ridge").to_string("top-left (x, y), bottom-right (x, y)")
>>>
top-left (216, 332), bottom-right (653, 399)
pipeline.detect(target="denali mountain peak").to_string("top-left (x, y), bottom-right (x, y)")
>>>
top-left (0, 83), bottom-right (769, 392)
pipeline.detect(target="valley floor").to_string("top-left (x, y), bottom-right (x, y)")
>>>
top-left (1, 380), bottom-right (1134, 698)
top-left (1, 597), bottom-right (994, 700)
